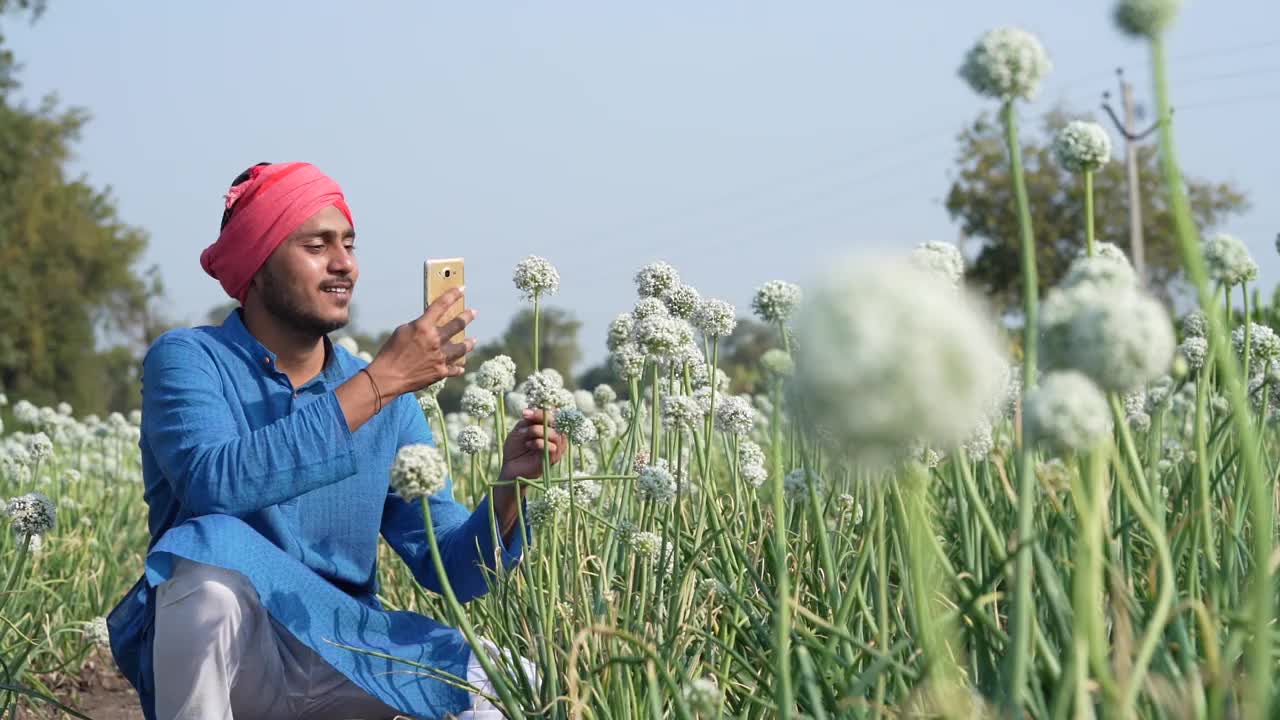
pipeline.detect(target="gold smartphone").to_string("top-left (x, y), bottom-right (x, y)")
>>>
top-left (424, 257), bottom-right (466, 345)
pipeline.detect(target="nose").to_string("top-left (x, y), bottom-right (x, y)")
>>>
top-left (329, 244), bottom-right (356, 275)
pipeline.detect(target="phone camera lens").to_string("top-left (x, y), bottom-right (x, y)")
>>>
top-left (443, 269), bottom-right (452, 278)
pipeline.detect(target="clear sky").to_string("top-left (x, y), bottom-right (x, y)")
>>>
top-left (6, 2), bottom-right (1278, 368)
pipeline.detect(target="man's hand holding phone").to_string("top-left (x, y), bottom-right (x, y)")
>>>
top-left (366, 287), bottom-right (476, 398)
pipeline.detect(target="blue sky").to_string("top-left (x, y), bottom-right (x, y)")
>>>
top-left (6, 2), bottom-right (1278, 368)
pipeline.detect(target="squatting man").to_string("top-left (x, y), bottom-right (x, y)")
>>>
top-left (105, 161), bottom-right (563, 720)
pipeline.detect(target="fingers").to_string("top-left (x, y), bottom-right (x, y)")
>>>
top-left (422, 287), bottom-right (465, 324)
top-left (523, 438), bottom-right (560, 453)
top-left (442, 338), bottom-right (477, 362)
top-left (437, 310), bottom-right (477, 341)
top-left (521, 408), bottom-right (552, 424)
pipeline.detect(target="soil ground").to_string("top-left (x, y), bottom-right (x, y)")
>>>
top-left (11, 647), bottom-right (143, 720)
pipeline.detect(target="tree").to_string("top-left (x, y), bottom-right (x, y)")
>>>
top-left (945, 106), bottom-right (1248, 314)
top-left (0, 3), bottom-right (161, 414)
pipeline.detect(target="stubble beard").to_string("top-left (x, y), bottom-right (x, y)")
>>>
top-left (258, 263), bottom-right (350, 338)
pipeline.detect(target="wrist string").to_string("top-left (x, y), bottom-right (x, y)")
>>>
top-left (359, 368), bottom-right (383, 414)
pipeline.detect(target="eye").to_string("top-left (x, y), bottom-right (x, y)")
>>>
top-left (304, 245), bottom-right (324, 253)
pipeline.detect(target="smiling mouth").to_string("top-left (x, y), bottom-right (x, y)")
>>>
top-left (322, 286), bottom-right (353, 299)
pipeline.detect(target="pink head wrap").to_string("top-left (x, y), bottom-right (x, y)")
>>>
top-left (200, 162), bottom-right (354, 304)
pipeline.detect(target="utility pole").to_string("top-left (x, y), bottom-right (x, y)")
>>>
top-left (1102, 68), bottom-right (1161, 283)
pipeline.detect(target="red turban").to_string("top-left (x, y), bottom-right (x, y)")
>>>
top-left (200, 162), bottom-right (354, 304)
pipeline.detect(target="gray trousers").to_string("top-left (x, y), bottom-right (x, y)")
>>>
top-left (152, 557), bottom-right (523, 720)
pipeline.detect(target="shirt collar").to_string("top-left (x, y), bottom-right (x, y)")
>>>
top-left (220, 308), bottom-right (348, 387)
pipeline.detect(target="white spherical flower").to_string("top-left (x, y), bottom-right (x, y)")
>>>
top-left (634, 316), bottom-right (694, 362)
top-left (794, 258), bottom-right (1008, 465)
top-left (527, 486), bottom-right (571, 530)
top-left (456, 426), bottom-right (490, 455)
top-left (1023, 371), bottom-right (1112, 453)
top-left (1061, 254), bottom-right (1136, 293)
top-left (553, 407), bottom-right (598, 445)
top-left (475, 355), bottom-right (518, 393)
top-left (1128, 411), bottom-right (1152, 433)
top-left (636, 464), bottom-right (677, 505)
top-left (1182, 311), bottom-right (1207, 338)
top-left (571, 479), bottom-right (602, 503)
top-left (662, 395), bottom-right (704, 430)
top-left (714, 395), bottom-right (756, 436)
top-left (1203, 233), bottom-right (1258, 287)
top-left (590, 412), bottom-right (618, 441)
top-left (1232, 323), bottom-right (1280, 364)
top-left (784, 468), bottom-right (821, 502)
top-left (632, 297), bottom-right (669, 323)
top-left (962, 419), bottom-right (995, 459)
top-left (5, 492), bottom-right (56, 537)
top-left (629, 530), bottom-right (665, 560)
top-left (460, 385), bottom-right (498, 420)
top-left (1041, 281), bottom-right (1174, 393)
top-left (959, 27), bottom-right (1052, 101)
top-left (539, 368), bottom-right (565, 388)
top-left (592, 384), bottom-right (617, 407)
top-left (389, 444), bottom-right (448, 500)
top-left (607, 313), bottom-right (635, 352)
top-left (512, 255), bottom-right (560, 300)
top-left (752, 280), bottom-right (802, 324)
top-left (760, 348), bottom-right (795, 379)
top-left (504, 391), bottom-right (527, 418)
top-left (1114, 0), bottom-right (1182, 38)
top-left (910, 241), bottom-right (966, 289)
top-left (26, 432), bottom-right (53, 463)
top-left (56, 401), bottom-right (72, 417)
top-left (129, 409), bottom-right (142, 426)
top-left (572, 390), bottom-right (597, 415)
top-left (523, 371), bottom-right (567, 409)
top-left (682, 677), bottom-right (722, 715)
top-left (611, 343), bottom-right (647, 382)
top-left (81, 617), bottom-right (111, 648)
top-left (738, 440), bottom-right (766, 470)
top-left (634, 261), bottom-right (681, 299)
top-left (1053, 121), bottom-right (1112, 173)
top-left (663, 284), bottom-right (702, 319)
top-left (740, 462), bottom-right (768, 488)
top-left (335, 336), bottom-right (361, 355)
top-left (13, 400), bottom-right (38, 427)
top-left (692, 299), bottom-right (738, 337)
top-left (1179, 336), bottom-right (1208, 371)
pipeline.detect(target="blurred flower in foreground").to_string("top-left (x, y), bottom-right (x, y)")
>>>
top-left (1024, 371), bottom-right (1112, 453)
top-left (1113, 0), bottom-right (1183, 39)
top-left (793, 257), bottom-right (1007, 467)
top-left (910, 241), bottom-right (965, 289)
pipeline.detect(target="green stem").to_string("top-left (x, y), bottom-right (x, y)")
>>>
top-left (1151, 36), bottom-right (1270, 720)
top-left (1002, 97), bottom-right (1041, 716)
top-left (1084, 170), bottom-right (1095, 258)
top-left (419, 503), bottom-right (525, 718)
top-left (771, 439), bottom-right (794, 717)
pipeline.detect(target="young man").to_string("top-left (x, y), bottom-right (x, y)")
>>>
top-left (106, 162), bottom-right (561, 719)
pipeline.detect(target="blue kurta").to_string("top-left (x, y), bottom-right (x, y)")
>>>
top-left (106, 309), bottom-right (522, 720)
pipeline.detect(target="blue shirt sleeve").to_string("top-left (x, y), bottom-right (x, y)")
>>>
top-left (380, 395), bottom-right (525, 603)
top-left (141, 332), bottom-right (358, 517)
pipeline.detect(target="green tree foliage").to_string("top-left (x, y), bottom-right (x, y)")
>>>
top-left (946, 106), bottom-right (1248, 313)
top-left (0, 5), bottom-right (162, 414)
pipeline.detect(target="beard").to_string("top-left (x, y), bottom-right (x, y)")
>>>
top-left (257, 263), bottom-right (349, 337)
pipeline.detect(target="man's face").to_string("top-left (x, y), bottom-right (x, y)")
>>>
top-left (252, 205), bottom-right (358, 337)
